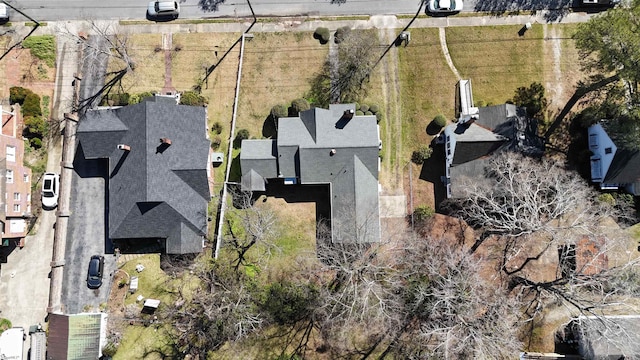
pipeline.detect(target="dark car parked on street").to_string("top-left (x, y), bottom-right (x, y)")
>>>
top-left (86, 255), bottom-right (104, 289)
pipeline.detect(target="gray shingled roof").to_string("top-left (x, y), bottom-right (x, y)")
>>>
top-left (572, 315), bottom-right (640, 359)
top-left (240, 139), bottom-right (278, 191)
top-left (77, 97), bottom-right (211, 254)
top-left (603, 148), bottom-right (640, 185)
top-left (447, 104), bottom-right (544, 198)
top-left (240, 104), bottom-right (380, 243)
top-left (330, 154), bottom-right (380, 242)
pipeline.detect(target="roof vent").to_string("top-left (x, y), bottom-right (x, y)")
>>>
top-left (160, 137), bottom-right (172, 145)
top-left (330, 149), bottom-right (337, 156)
top-left (117, 144), bottom-right (131, 151)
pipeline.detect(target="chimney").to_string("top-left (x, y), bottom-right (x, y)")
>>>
top-left (343, 109), bottom-right (354, 120)
top-left (117, 144), bottom-right (131, 151)
top-left (160, 137), bottom-right (172, 145)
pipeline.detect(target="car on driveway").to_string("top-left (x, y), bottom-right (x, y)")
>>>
top-left (86, 255), bottom-right (104, 289)
top-left (427, 0), bottom-right (463, 13)
top-left (41, 172), bottom-right (60, 210)
top-left (147, 1), bottom-right (180, 20)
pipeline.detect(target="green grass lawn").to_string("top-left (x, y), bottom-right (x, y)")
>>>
top-left (120, 254), bottom-right (173, 307)
top-left (113, 324), bottom-right (173, 360)
top-left (114, 254), bottom-right (204, 359)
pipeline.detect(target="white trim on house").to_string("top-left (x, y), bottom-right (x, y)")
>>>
top-left (443, 126), bottom-right (456, 198)
top-left (588, 123), bottom-right (618, 189)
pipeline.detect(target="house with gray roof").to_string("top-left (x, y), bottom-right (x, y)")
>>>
top-left (563, 315), bottom-right (640, 359)
top-left (77, 96), bottom-right (212, 254)
top-left (442, 103), bottom-right (544, 198)
top-left (47, 313), bottom-right (107, 360)
top-left (240, 104), bottom-right (381, 243)
top-left (588, 123), bottom-right (640, 195)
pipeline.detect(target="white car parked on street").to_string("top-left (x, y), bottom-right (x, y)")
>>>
top-left (427, 0), bottom-right (463, 13)
top-left (41, 172), bottom-right (59, 209)
top-left (147, 1), bottom-right (180, 19)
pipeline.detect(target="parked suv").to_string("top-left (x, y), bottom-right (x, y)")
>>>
top-left (86, 255), bottom-right (104, 289)
top-left (147, 1), bottom-right (180, 19)
top-left (41, 172), bottom-right (60, 210)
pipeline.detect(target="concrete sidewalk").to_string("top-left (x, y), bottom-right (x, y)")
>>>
top-left (22, 10), bottom-right (591, 38)
top-left (113, 11), bottom-right (594, 33)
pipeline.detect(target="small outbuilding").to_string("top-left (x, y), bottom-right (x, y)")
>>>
top-left (142, 299), bottom-right (161, 314)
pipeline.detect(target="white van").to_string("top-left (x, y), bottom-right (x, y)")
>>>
top-left (147, 1), bottom-right (180, 19)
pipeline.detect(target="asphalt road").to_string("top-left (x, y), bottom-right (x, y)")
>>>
top-left (5, 0), bottom-right (422, 21)
top-left (5, 0), bottom-right (585, 22)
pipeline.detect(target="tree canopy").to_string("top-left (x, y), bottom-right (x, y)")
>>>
top-left (574, 0), bottom-right (640, 103)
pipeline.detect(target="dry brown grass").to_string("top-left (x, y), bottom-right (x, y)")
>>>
top-left (446, 25), bottom-right (545, 106)
top-left (172, 32), bottom-right (241, 126)
top-left (237, 31), bottom-right (328, 139)
top-left (117, 33), bottom-right (164, 92)
top-left (20, 56), bottom-right (56, 83)
top-left (397, 28), bottom-right (458, 210)
top-left (542, 24), bottom-right (584, 117)
top-left (252, 194), bottom-right (319, 282)
top-left (0, 36), bottom-right (8, 98)
top-left (171, 32), bottom-right (242, 184)
top-left (398, 28), bottom-right (458, 156)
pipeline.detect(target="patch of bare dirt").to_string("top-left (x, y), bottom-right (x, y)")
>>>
top-left (403, 162), bottom-right (436, 214)
top-left (108, 270), bottom-right (130, 317)
top-left (542, 24), bottom-right (584, 120)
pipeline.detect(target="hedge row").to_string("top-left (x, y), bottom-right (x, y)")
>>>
top-left (9, 86), bottom-right (47, 149)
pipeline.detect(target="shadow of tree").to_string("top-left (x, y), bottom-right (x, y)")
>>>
top-left (419, 142), bottom-right (447, 211)
top-left (426, 122), bottom-right (443, 136)
top-left (229, 154), bottom-right (242, 183)
top-left (312, 32), bottom-right (329, 45)
top-left (198, 0), bottom-right (227, 12)
top-left (473, 0), bottom-right (575, 22)
top-left (543, 74), bottom-right (620, 141)
top-left (262, 115), bottom-right (277, 138)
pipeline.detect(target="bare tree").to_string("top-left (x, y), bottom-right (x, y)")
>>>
top-left (557, 315), bottom-right (640, 358)
top-left (312, 220), bottom-right (403, 356)
top-left (308, 218), bottom-right (522, 359)
top-left (443, 153), bottom-right (640, 322)
top-left (56, 20), bottom-right (136, 111)
top-left (159, 259), bottom-right (263, 357)
top-left (387, 238), bottom-right (523, 359)
top-left (444, 153), bottom-right (611, 240)
top-left (310, 29), bottom-right (380, 106)
top-left (224, 189), bottom-right (280, 271)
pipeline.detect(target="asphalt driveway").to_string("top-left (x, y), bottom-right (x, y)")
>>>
top-left (59, 147), bottom-right (115, 314)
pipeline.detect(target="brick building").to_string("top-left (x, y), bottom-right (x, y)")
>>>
top-left (0, 103), bottom-right (32, 247)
